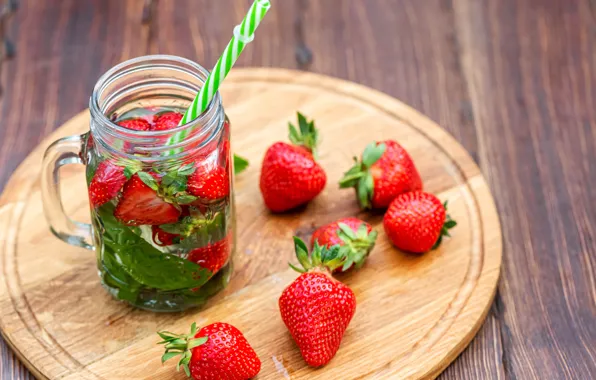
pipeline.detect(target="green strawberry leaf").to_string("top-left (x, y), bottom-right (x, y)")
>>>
top-left (233, 154), bottom-right (249, 175)
top-left (162, 173), bottom-right (176, 186)
top-left (356, 223), bottom-right (369, 238)
top-left (445, 220), bottom-right (457, 229)
top-left (356, 172), bottom-right (374, 209)
top-left (288, 112), bottom-right (319, 158)
top-left (293, 236), bottom-right (311, 270)
top-left (175, 194), bottom-right (198, 205)
top-left (338, 222), bottom-right (357, 240)
top-left (339, 158), bottom-right (365, 188)
top-left (177, 163), bottom-right (196, 176)
top-left (137, 171), bottom-right (159, 191)
top-left (187, 337), bottom-right (208, 349)
top-left (123, 165), bottom-right (139, 180)
top-left (288, 123), bottom-right (301, 146)
top-left (161, 352), bottom-right (182, 363)
top-left (362, 142), bottom-right (386, 168)
top-left (342, 258), bottom-right (354, 272)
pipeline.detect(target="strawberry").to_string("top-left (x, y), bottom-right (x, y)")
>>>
top-left (279, 237), bottom-right (356, 367)
top-left (88, 161), bottom-right (127, 207)
top-left (117, 118), bottom-right (152, 131)
top-left (311, 217), bottom-right (377, 273)
top-left (152, 225), bottom-right (180, 246)
top-left (340, 140), bottom-right (422, 209)
top-left (114, 173), bottom-right (180, 226)
top-left (383, 191), bottom-right (457, 253)
top-left (188, 235), bottom-right (230, 274)
top-left (158, 322), bottom-right (261, 380)
top-left (260, 113), bottom-right (326, 212)
top-left (187, 165), bottom-right (229, 201)
top-left (153, 111), bottom-right (183, 131)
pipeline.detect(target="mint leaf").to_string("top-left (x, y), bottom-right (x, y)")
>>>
top-left (233, 154), bottom-right (249, 175)
top-left (97, 204), bottom-right (213, 291)
top-left (137, 171), bottom-right (159, 191)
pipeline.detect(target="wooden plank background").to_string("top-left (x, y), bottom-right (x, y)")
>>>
top-left (0, 0), bottom-right (595, 379)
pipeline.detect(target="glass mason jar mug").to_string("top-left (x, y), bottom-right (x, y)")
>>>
top-left (41, 55), bottom-right (235, 312)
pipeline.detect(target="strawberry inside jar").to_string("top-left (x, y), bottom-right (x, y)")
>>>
top-left (84, 56), bottom-right (235, 312)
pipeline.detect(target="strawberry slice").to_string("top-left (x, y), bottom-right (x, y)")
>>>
top-left (151, 225), bottom-right (179, 246)
top-left (88, 161), bottom-right (127, 207)
top-left (153, 112), bottom-right (183, 131)
top-left (188, 235), bottom-right (230, 274)
top-left (114, 174), bottom-right (181, 226)
top-left (187, 165), bottom-right (229, 201)
top-left (117, 118), bottom-right (152, 131)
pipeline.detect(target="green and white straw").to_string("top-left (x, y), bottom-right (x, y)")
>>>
top-left (166, 0), bottom-right (271, 155)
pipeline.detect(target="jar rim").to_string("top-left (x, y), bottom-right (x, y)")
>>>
top-left (88, 55), bottom-right (223, 159)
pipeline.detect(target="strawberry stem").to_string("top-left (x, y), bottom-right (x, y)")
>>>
top-left (157, 322), bottom-right (208, 378)
top-left (336, 222), bottom-right (378, 270)
top-left (288, 112), bottom-right (320, 159)
top-left (289, 236), bottom-right (348, 273)
top-left (339, 142), bottom-right (387, 209)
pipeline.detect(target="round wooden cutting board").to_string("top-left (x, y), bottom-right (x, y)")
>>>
top-left (0, 69), bottom-right (501, 380)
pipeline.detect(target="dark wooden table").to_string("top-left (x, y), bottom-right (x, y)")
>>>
top-left (1, 0), bottom-right (595, 379)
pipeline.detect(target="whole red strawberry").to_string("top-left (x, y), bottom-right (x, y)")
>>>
top-left (187, 165), bottom-right (230, 201)
top-left (279, 237), bottom-right (356, 367)
top-left (340, 140), bottom-right (422, 209)
top-left (114, 173), bottom-right (180, 226)
top-left (117, 118), bottom-right (152, 131)
top-left (188, 235), bottom-right (230, 274)
top-left (153, 111), bottom-right (183, 131)
top-left (158, 322), bottom-right (261, 380)
top-left (260, 113), bottom-right (326, 212)
top-left (88, 161), bottom-right (127, 207)
top-left (384, 191), bottom-right (457, 253)
top-left (311, 217), bottom-right (377, 273)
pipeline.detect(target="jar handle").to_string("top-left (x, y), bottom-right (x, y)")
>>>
top-left (41, 134), bottom-right (94, 250)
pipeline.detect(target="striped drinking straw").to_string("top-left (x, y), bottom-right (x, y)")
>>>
top-left (165, 0), bottom-right (271, 155)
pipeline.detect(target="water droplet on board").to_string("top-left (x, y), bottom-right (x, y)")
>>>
top-left (272, 356), bottom-right (291, 379)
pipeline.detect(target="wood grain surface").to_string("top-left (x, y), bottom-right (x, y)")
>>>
top-left (0, 69), bottom-right (501, 379)
top-left (0, 0), bottom-right (594, 379)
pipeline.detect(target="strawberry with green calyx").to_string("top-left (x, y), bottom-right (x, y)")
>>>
top-left (279, 237), bottom-right (356, 367)
top-left (114, 173), bottom-right (181, 226)
top-left (339, 140), bottom-right (423, 209)
top-left (158, 322), bottom-right (261, 380)
top-left (383, 191), bottom-right (457, 253)
top-left (135, 164), bottom-right (201, 206)
top-left (310, 217), bottom-right (377, 273)
top-left (88, 161), bottom-right (128, 207)
top-left (260, 113), bottom-right (327, 212)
